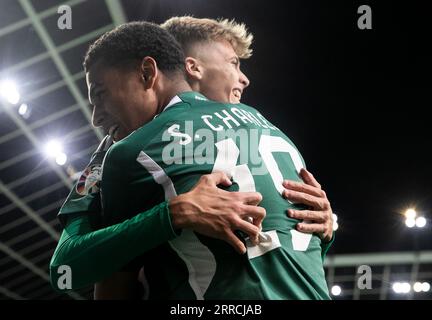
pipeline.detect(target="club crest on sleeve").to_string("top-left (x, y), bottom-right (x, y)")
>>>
top-left (76, 164), bottom-right (102, 195)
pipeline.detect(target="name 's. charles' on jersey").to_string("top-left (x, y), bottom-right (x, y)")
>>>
top-left (161, 106), bottom-right (280, 170)
top-left (199, 106), bottom-right (280, 132)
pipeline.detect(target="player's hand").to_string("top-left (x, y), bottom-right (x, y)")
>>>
top-left (169, 172), bottom-right (266, 254)
top-left (282, 168), bottom-right (333, 242)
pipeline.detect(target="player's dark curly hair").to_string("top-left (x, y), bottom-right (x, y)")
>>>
top-left (83, 21), bottom-right (185, 74)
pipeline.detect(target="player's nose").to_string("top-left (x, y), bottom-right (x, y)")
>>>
top-left (240, 70), bottom-right (250, 89)
top-left (91, 104), bottom-right (105, 128)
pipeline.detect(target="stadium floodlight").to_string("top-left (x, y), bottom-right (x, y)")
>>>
top-left (0, 80), bottom-right (20, 105)
top-left (55, 152), bottom-right (67, 166)
top-left (44, 140), bottom-right (63, 158)
top-left (405, 218), bottom-right (416, 228)
top-left (331, 285), bottom-right (341, 296)
top-left (18, 103), bottom-right (28, 115)
top-left (392, 282), bottom-right (402, 293)
top-left (333, 221), bottom-right (339, 231)
top-left (414, 282), bottom-right (423, 292)
top-left (44, 139), bottom-right (67, 166)
top-left (18, 103), bottom-right (31, 118)
top-left (422, 282), bottom-right (430, 292)
top-left (415, 216), bottom-right (426, 228)
top-left (393, 282), bottom-right (411, 294)
top-left (401, 282), bottom-right (411, 293)
top-left (333, 214), bottom-right (338, 231)
top-left (405, 208), bottom-right (417, 219)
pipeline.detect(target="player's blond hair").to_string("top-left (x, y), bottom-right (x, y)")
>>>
top-left (161, 16), bottom-right (253, 59)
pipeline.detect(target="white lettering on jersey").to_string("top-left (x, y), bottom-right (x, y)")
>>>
top-left (202, 108), bottom-right (279, 132)
top-left (201, 115), bottom-right (223, 131)
top-left (167, 124), bottom-right (192, 145)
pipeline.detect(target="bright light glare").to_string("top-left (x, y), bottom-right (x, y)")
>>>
top-left (333, 221), bottom-right (339, 231)
top-left (414, 282), bottom-right (423, 292)
top-left (415, 216), bottom-right (426, 228)
top-left (44, 140), bottom-right (68, 166)
top-left (405, 217), bottom-right (416, 228)
top-left (422, 282), bottom-right (430, 292)
top-left (55, 152), bottom-right (67, 166)
top-left (0, 80), bottom-right (20, 105)
top-left (405, 208), bottom-right (417, 219)
top-left (393, 282), bottom-right (402, 293)
top-left (401, 283), bottom-right (411, 293)
top-left (18, 103), bottom-right (28, 115)
top-left (44, 140), bottom-right (63, 157)
top-left (331, 285), bottom-right (341, 296)
top-left (393, 282), bottom-right (411, 294)
top-left (333, 214), bottom-right (338, 222)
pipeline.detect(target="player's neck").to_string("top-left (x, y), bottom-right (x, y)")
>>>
top-left (157, 76), bottom-right (192, 113)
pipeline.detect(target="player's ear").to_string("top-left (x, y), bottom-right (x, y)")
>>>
top-left (140, 56), bottom-right (158, 89)
top-left (184, 57), bottom-right (203, 81)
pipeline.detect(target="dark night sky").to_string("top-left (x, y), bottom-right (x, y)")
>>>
top-left (121, 0), bottom-right (431, 254)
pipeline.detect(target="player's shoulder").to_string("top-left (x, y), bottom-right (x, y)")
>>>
top-left (103, 135), bottom-right (138, 171)
top-left (175, 91), bottom-right (213, 107)
top-left (175, 91), bottom-right (232, 112)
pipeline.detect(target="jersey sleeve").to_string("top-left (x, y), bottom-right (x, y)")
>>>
top-left (50, 201), bottom-right (179, 291)
top-left (57, 135), bottom-right (113, 227)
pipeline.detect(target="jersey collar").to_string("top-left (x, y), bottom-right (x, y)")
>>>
top-left (155, 91), bottom-right (208, 119)
top-left (162, 95), bottom-right (182, 113)
top-left (177, 91), bottom-right (208, 103)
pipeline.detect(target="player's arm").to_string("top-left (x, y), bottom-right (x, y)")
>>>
top-left (50, 173), bottom-right (265, 292)
top-left (282, 168), bottom-right (335, 260)
top-left (92, 170), bottom-right (267, 299)
top-left (49, 200), bottom-right (176, 292)
top-left (103, 134), bottom-right (266, 254)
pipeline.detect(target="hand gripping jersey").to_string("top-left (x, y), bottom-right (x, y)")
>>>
top-left (101, 92), bottom-right (330, 300)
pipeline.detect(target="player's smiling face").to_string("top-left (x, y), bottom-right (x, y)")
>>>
top-left (191, 40), bottom-right (249, 104)
top-left (86, 60), bottom-right (158, 141)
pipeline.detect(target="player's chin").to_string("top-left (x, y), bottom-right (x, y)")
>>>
top-left (113, 128), bottom-right (128, 142)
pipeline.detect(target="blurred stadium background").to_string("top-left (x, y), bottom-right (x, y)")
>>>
top-left (0, 0), bottom-right (430, 300)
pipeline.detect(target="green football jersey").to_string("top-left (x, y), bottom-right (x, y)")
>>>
top-left (101, 91), bottom-right (330, 300)
top-left (57, 135), bottom-right (113, 227)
